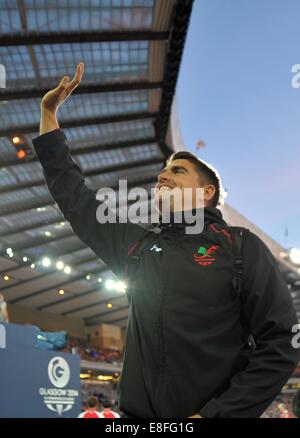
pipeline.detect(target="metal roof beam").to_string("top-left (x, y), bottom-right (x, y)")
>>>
top-left (0, 31), bottom-right (169, 46)
top-left (1, 194), bottom-right (152, 253)
top-left (0, 156), bottom-right (162, 194)
top-left (37, 285), bottom-right (105, 311)
top-left (0, 254), bottom-right (100, 286)
top-left (0, 175), bottom-right (156, 217)
top-left (154, 0), bottom-right (194, 158)
top-left (0, 111), bottom-right (157, 137)
top-left (62, 293), bottom-right (126, 316)
top-left (84, 304), bottom-right (129, 321)
top-left (9, 266), bottom-right (106, 304)
top-left (0, 81), bottom-right (163, 101)
top-left (0, 241), bottom-right (89, 275)
top-left (0, 137), bottom-right (156, 169)
top-left (0, 175), bottom-right (156, 230)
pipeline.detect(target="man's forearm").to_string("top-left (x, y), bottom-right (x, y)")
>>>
top-left (40, 108), bottom-right (60, 135)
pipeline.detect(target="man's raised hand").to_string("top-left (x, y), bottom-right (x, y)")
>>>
top-left (41, 62), bottom-right (84, 112)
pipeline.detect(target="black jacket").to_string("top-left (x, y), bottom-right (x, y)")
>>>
top-left (33, 129), bottom-right (300, 418)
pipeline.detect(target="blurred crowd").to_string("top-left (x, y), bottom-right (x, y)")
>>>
top-left (61, 336), bottom-right (123, 363)
top-left (261, 394), bottom-right (295, 418)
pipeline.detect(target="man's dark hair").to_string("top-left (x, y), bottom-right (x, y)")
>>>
top-left (167, 151), bottom-right (221, 207)
top-left (102, 399), bottom-right (112, 409)
top-left (86, 396), bottom-right (98, 409)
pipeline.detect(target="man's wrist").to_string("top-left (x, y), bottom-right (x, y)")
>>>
top-left (40, 107), bottom-right (60, 135)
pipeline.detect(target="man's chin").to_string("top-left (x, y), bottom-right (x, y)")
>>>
top-left (153, 193), bottom-right (174, 214)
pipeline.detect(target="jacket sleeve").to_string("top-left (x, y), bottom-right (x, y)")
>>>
top-left (199, 231), bottom-right (300, 418)
top-left (32, 129), bottom-right (146, 278)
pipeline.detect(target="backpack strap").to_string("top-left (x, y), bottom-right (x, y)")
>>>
top-left (124, 232), bottom-right (157, 282)
top-left (230, 226), bottom-right (256, 351)
top-left (230, 227), bottom-right (247, 295)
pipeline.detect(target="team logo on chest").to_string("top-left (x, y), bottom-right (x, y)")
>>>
top-left (150, 244), bottom-right (162, 253)
top-left (193, 244), bottom-right (219, 266)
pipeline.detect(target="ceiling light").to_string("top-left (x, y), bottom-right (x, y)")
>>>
top-left (64, 266), bottom-right (71, 274)
top-left (3, 275), bottom-right (10, 281)
top-left (107, 303), bottom-right (113, 309)
top-left (17, 149), bottom-right (26, 159)
top-left (12, 136), bottom-right (21, 144)
top-left (22, 256), bottom-right (28, 262)
top-left (42, 257), bottom-right (51, 267)
top-left (30, 263), bottom-right (35, 269)
top-left (80, 374), bottom-right (91, 379)
top-left (105, 279), bottom-right (115, 290)
top-left (58, 289), bottom-right (65, 295)
top-left (56, 261), bottom-right (64, 270)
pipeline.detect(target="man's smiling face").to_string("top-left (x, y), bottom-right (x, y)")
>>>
top-left (154, 159), bottom-right (207, 213)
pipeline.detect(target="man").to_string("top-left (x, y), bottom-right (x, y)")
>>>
top-left (0, 294), bottom-right (9, 323)
top-left (33, 63), bottom-right (299, 418)
top-left (99, 400), bottom-right (121, 419)
top-left (77, 396), bottom-right (102, 419)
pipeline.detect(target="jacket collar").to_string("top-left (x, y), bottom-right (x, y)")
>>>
top-left (158, 207), bottom-right (226, 234)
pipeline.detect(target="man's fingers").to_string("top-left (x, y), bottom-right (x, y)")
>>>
top-left (58, 76), bottom-right (70, 89)
top-left (68, 62), bottom-right (84, 91)
top-left (76, 62), bottom-right (84, 81)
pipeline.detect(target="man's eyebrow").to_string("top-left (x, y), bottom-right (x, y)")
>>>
top-left (171, 165), bottom-right (188, 172)
top-left (160, 164), bottom-right (188, 174)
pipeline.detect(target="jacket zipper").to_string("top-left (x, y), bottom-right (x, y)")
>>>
top-left (155, 238), bottom-right (172, 416)
top-left (156, 287), bottom-right (166, 415)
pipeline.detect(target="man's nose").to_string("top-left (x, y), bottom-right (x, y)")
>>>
top-left (158, 169), bottom-right (171, 183)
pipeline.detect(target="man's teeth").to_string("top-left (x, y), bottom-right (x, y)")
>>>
top-left (159, 186), bottom-right (172, 191)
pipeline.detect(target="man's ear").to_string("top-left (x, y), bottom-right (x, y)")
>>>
top-left (204, 184), bottom-right (216, 202)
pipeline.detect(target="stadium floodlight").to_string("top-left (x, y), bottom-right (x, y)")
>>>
top-left (42, 257), bottom-right (51, 267)
top-left (105, 279), bottom-right (115, 290)
top-left (56, 261), bottom-right (64, 270)
top-left (289, 248), bottom-right (300, 265)
top-left (115, 281), bottom-right (126, 293)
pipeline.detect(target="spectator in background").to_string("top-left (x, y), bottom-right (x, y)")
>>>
top-left (278, 402), bottom-right (293, 418)
top-left (0, 294), bottom-right (9, 323)
top-left (99, 400), bottom-right (121, 418)
top-left (77, 396), bottom-right (102, 419)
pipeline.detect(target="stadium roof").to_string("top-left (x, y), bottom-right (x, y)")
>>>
top-left (0, 0), bottom-right (194, 328)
